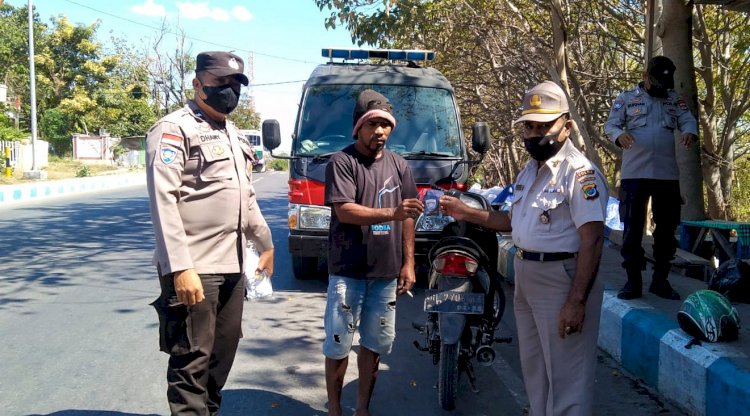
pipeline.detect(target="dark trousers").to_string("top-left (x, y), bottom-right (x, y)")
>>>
top-left (152, 273), bottom-right (245, 416)
top-left (619, 179), bottom-right (681, 279)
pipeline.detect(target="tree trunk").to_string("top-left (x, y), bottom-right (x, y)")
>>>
top-left (548, 0), bottom-right (604, 170)
top-left (659, 0), bottom-right (705, 220)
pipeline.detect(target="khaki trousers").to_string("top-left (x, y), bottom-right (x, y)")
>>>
top-left (513, 256), bottom-right (603, 416)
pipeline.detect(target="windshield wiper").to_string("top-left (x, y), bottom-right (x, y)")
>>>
top-left (400, 151), bottom-right (458, 159)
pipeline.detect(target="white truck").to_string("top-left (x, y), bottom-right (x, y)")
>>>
top-left (240, 129), bottom-right (268, 173)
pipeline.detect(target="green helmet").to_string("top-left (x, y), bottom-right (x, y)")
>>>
top-left (677, 290), bottom-right (740, 343)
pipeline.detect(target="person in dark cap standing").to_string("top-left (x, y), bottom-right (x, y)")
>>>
top-left (439, 80), bottom-right (608, 415)
top-left (605, 55), bottom-right (698, 301)
top-left (146, 51), bottom-right (275, 415)
top-left (323, 89), bottom-right (423, 416)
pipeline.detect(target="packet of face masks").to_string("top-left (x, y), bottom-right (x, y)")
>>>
top-left (418, 188), bottom-right (445, 216)
top-left (245, 241), bottom-right (273, 300)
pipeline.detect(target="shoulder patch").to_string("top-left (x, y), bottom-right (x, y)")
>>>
top-left (160, 146), bottom-right (178, 165)
top-left (613, 99), bottom-right (624, 110)
top-left (677, 98), bottom-right (689, 111)
top-left (575, 169), bottom-right (595, 179)
top-left (581, 182), bottom-right (600, 200)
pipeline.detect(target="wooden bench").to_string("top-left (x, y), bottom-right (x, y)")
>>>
top-left (606, 228), bottom-right (712, 281)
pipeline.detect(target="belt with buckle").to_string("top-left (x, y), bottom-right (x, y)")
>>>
top-left (515, 249), bottom-right (575, 262)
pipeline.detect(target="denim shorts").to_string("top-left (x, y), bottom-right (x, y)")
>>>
top-left (322, 275), bottom-right (398, 359)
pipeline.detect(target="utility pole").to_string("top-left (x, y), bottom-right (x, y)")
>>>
top-left (247, 52), bottom-right (255, 108)
top-left (24, 0), bottom-right (45, 179)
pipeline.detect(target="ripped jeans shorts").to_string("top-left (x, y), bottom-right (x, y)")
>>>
top-left (322, 275), bottom-right (398, 359)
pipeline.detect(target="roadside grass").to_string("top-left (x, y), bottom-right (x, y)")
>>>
top-left (0, 157), bottom-right (138, 185)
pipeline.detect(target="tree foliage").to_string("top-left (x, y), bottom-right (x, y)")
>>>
top-left (314, 0), bottom-right (750, 219)
top-left (0, 4), bottom-right (187, 157)
top-left (229, 97), bottom-right (261, 130)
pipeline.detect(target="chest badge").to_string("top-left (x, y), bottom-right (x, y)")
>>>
top-left (211, 144), bottom-right (225, 157)
top-left (540, 209), bottom-right (550, 224)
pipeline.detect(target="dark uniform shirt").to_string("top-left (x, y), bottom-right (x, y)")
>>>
top-left (604, 85), bottom-right (698, 180)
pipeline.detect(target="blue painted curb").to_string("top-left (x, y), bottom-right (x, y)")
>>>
top-left (0, 172), bottom-right (146, 206)
top-left (498, 242), bottom-right (749, 416)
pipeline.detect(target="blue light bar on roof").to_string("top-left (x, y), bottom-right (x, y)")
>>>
top-left (322, 48), bottom-right (435, 62)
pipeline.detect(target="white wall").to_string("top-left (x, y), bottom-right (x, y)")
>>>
top-left (19, 140), bottom-right (49, 171)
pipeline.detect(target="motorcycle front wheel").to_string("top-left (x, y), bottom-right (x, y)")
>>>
top-left (438, 342), bottom-right (459, 410)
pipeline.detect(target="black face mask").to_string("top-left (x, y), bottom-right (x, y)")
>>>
top-left (646, 74), bottom-right (673, 98)
top-left (201, 83), bottom-right (240, 114)
top-left (523, 130), bottom-right (565, 162)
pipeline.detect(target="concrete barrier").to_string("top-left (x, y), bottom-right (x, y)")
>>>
top-left (498, 241), bottom-right (749, 416)
top-left (0, 172), bottom-right (146, 206)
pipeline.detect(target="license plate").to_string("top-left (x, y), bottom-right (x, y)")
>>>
top-left (423, 290), bottom-right (484, 314)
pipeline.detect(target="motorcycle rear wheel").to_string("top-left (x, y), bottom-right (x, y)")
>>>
top-left (438, 342), bottom-right (459, 410)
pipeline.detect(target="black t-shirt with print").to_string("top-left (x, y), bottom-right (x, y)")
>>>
top-left (325, 144), bottom-right (418, 279)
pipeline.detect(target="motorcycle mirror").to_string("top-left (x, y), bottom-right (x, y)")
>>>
top-left (471, 122), bottom-right (491, 155)
top-left (262, 119), bottom-right (281, 152)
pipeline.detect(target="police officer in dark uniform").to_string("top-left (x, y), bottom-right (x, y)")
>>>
top-left (605, 56), bottom-right (698, 300)
top-left (146, 51), bottom-right (275, 415)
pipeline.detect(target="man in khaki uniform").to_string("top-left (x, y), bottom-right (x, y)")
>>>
top-left (440, 81), bottom-right (607, 415)
top-left (147, 51), bottom-right (274, 416)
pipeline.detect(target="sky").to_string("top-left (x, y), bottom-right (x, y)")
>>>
top-left (7, 0), bottom-right (360, 152)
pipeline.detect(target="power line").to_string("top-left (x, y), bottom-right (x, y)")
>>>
top-left (62, 0), bottom-right (319, 65)
top-left (251, 80), bottom-right (306, 86)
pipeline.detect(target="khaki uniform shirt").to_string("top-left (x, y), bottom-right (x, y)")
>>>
top-left (604, 85), bottom-right (698, 180)
top-left (510, 140), bottom-right (608, 253)
top-left (146, 101), bottom-right (273, 276)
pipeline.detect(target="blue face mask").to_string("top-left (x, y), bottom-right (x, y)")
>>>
top-left (201, 83), bottom-right (240, 114)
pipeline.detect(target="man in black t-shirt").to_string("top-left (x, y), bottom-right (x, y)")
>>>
top-left (323, 89), bottom-right (423, 416)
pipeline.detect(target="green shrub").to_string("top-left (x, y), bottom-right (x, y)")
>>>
top-left (267, 158), bottom-right (289, 171)
top-left (76, 165), bottom-right (91, 177)
top-left (0, 126), bottom-right (26, 141)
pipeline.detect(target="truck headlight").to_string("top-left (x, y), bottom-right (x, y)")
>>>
top-left (415, 214), bottom-right (455, 232)
top-left (298, 205), bottom-right (331, 230)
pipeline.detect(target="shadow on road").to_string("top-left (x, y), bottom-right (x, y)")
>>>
top-left (0, 195), bottom-right (156, 312)
top-left (29, 412), bottom-right (160, 416)
top-left (218, 388), bottom-right (324, 415)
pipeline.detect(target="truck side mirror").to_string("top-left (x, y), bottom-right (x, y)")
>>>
top-left (471, 122), bottom-right (491, 154)
top-left (262, 119), bottom-right (281, 151)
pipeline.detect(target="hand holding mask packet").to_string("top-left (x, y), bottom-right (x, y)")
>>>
top-left (418, 188), bottom-right (445, 216)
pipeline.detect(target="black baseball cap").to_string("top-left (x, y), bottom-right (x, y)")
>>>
top-left (196, 51), bottom-right (249, 86)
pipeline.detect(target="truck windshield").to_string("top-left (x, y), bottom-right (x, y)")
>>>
top-left (295, 85), bottom-right (462, 157)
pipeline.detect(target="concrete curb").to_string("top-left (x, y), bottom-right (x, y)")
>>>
top-left (0, 172), bottom-right (146, 206)
top-left (498, 244), bottom-right (749, 416)
top-left (598, 292), bottom-right (750, 416)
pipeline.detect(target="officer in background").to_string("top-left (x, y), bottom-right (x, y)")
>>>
top-left (605, 55), bottom-right (698, 300)
top-left (146, 51), bottom-right (275, 415)
top-left (440, 81), bottom-right (608, 415)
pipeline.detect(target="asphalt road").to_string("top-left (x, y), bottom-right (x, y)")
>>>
top-left (0, 171), bottom-right (685, 415)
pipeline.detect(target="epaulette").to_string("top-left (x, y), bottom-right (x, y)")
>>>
top-left (163, 107), bottom-right (191, 124)
top-left (627, 85), bottom-right (642, 95)
top-left (566, 150), bottom-right (591, 171)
